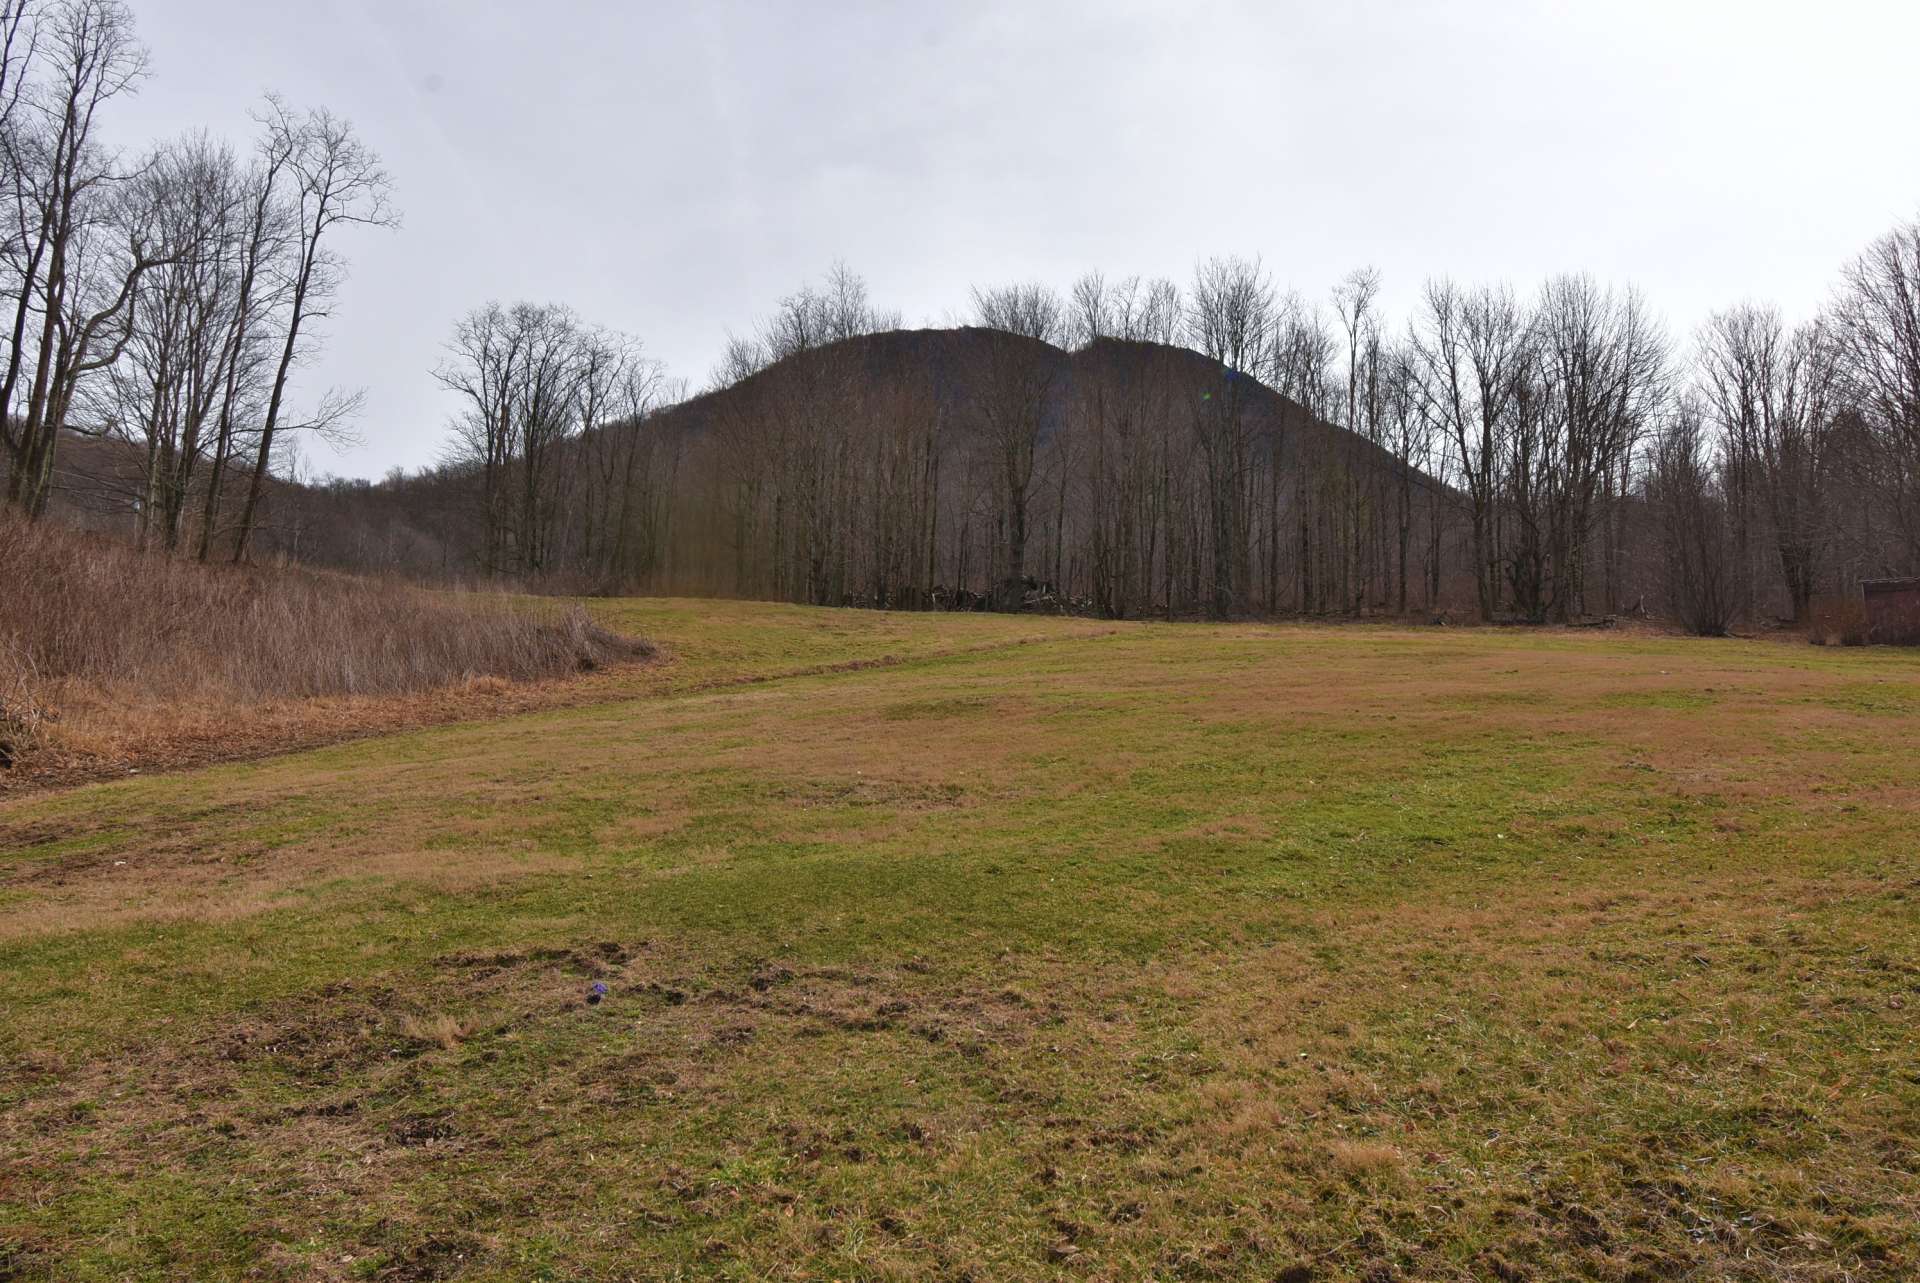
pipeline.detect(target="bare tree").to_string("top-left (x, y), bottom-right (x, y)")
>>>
top-left (511, 303), bottom-right (587, 575)
top-left (1411, 280), bottom-right (1528, 618)
top-left (1379, 339), bottom-right (1424, 613)
top-left (1332, 267), bottom-right (1383, 611)
top-left (1187, 255), bottom-right (1273, 617)
top-left (1830, 213), bottom-right (1920, 565)
top-left (100, 133), bottom-right (245, 550)
top-left (229, 98), bottom-right (395, 561)
top-left (1697, 303), bottom-right (1837, 621)
top-left (438, 301), bottom-right (522, 573)
top-left (1068, 270), bottom-right (1110, 349)
top-left (1533, 275), bottom-right (1666, 620)
top-left (1, 0), bottom-right (151, 517)
top-left (1269, 295), bottom-right (1335, 611)
top-left (971, 280), bottom-right (1063, 607)
top-left (571, 324), bottom-right (639, 575)
top-left (1650, 398), bottom-right (1739, 635)
top-left (192, 112), bottom-right (298, 559)
top-left (436, 301), bottom-right (586, 575)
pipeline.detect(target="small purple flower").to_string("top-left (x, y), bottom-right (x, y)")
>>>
top-left (587, 981), bottom-right (609, 1005)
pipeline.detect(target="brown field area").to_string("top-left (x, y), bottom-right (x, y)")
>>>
top-left (0, 515), bottom-right (649, 793)
top-left (1, 599), bottom-right (1917, 1281)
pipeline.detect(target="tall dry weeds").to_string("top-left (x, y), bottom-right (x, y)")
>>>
top-left (0, 515), bottom-right (651, 719)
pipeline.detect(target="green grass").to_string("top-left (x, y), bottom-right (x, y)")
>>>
top-left (1, 602), bottom-right (1917, 1281)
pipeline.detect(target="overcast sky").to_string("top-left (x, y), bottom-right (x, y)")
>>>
top-left (126, 0), bottom-right (1919, 479)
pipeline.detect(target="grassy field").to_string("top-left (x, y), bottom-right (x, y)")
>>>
top-left (2, 600), bottom-right (1917, 1282)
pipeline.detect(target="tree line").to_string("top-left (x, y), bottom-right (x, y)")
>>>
top-left (380, 213), bottom-right (1916, 632)
top-left (0, 0), bottom-right (394, 563)
top-left (6, 3), bottom-right (1910, 634)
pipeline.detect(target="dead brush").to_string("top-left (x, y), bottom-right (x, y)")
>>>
top-left (0, 651), bottom-right (56, 770)
top-left (0, 514), bottom-right (654, 768)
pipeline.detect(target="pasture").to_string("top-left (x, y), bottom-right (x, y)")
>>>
top-left (2, 601), bottom-right (1916, 1281)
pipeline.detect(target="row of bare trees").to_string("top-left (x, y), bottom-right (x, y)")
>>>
top-left (0, 0), bottom-right (394, 562)
top-left (386, 216), bottom-right (1920, 631)
top-left (919, 261), bottom-right (1661, 624)
top-left (421, 261), bottom-right (1457, 618)
top-left (1402, 275), bottom-right (1667, 623)
top-left (435, 302), bottom-right (678, 580)
top-left (65, 195), bottom-right (1911, 634)
top-left (1649, 217), bottom-right (1920, 633)
top-left (697, 264), bottom-right (917, 604)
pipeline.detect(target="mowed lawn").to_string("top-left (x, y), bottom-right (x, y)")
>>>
top-left (2, 603), bottom-right (1917, 1282)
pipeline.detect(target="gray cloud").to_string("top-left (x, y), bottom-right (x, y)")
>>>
top-left (126, 0), bottom-right (1920, 477)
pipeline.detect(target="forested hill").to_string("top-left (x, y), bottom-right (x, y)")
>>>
top-left (260, 326), bottom-right (1445, 618)
top-left (662, 327), bottom-right (1413, 478)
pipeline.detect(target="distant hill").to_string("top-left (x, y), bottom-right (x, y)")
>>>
top-left (648, 327), bottom-right (1419, 482)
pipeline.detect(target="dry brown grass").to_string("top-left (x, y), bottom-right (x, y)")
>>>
top-left (398, 1012), bottom-right (473, 1050)
top-left (0, 514), bottom-right (652, 775)
top-left (1326, 1139), bottom-right (1408, 1183)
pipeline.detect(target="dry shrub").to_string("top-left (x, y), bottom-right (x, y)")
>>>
top-left (0, 642), bottom-right (57, 767)
top-left (0, 514), bottom-right (652, 714)
top-left (1806, 596), bottom-right (1869, 647)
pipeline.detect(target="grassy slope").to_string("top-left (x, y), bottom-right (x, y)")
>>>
top-left (1, 601), bottom-right (1916, 1282)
